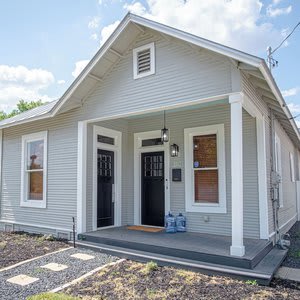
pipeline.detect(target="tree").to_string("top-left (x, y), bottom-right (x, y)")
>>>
top-left (0, 99), bottom-right (44, 121)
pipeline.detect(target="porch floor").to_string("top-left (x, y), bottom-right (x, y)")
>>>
top-left (82, 226), bottom-right (273, 269)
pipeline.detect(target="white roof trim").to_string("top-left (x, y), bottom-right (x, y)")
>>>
top-left (0, 13), bottom-right (298, 146)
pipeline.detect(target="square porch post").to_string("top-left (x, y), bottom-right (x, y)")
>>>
top-left (229, 93), bottom-right (245, 257)
top-left (77, 121), bottom-right (87, 234)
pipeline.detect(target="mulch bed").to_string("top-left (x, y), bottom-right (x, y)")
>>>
top-left (65, 260), bottom-right (300, 300)
top-left (0, 231), bottom-right (69, 269)
top-left (281, 221), bottom-right (300, 268)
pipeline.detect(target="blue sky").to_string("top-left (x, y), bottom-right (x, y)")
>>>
top-left (0, 0), bottom-right (299, 119)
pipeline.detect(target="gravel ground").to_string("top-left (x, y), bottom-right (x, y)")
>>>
top-left (281, 221), bottom-right (300, 268)
top-left (0, 247), bottom-right (117, 300)
top-left (0, 231), bottom-right (69, 269)
top-left (65, 260), bottom-right (300, 300)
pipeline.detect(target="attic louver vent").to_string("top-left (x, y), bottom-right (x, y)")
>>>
top-left (133, 42), bottom-right (155, 79)
top-left (137, 49), bottom-right (151, 74)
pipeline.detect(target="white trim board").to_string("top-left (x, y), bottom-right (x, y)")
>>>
top-left (92, 125), bottom-right (122, 231)
top-left (269, 214), bottom-right (298, 238)
top-left (134, 130), bottom-right (170, 225)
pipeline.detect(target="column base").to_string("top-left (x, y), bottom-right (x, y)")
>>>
top-left (230, 245), bottom-right (245, 257)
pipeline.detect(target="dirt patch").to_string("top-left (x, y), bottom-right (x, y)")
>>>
top-left (65, 260), bottom-right (300, 300)
top-left (281, 221), bottom-right (300, 268)
top-left (0, 231), bottom-right (69, 268)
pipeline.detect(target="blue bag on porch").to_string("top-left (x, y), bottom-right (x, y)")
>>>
top-left (165, 212), bottom-right (177, 233)
top-left (176, 213), bottom-right (186, 232)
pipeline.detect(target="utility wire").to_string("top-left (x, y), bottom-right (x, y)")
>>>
top-left (271, 21), bottom-right (300, 55)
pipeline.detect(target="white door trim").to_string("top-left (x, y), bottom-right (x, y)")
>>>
top-left (134, 130), bottom-right (170, 225)
top-left (93, 125), bottom-right (122, 231)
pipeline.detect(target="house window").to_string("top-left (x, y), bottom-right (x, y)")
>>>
top-left (133, 42), bottom-right (155, 79)
top-left (142, 138), bottom-right (163, 147)
top-left (184, 124), bottom-right (226, 213)
top-left (290, 152), bottom-right (295, 182)
top-left (21, 131), bottom-right (47, 208)
top-left (97, 134), bottom-right (114, 145)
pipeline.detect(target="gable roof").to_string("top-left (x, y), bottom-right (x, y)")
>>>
top-left (0, 13), bottom-right (298, 147)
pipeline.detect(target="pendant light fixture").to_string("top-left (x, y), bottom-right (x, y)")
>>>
top-left (161, 110), bottom-right (169, 143)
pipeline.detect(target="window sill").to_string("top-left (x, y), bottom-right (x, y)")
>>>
top-left (186, 202), bottom-right (227, 214)
top-left (20, 201), bottom-right (46, 209)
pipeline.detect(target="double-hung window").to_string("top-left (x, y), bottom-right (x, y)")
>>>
top-left (184, 124), bottom-right (226, 213)
top-left (21, 131), bottom-right (47, 208)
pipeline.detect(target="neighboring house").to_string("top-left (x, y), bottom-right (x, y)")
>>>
top-left (0, 14), bottom-right (299, 263)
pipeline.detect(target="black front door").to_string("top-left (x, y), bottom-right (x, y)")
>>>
top-left (141, 151), bottom-right (165, 226)
top-left (97, 149), bottom-right (114, 228)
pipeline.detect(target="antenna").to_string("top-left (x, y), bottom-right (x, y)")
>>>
top-left (267, 46), bottom-right (278, 73)
top-left (267, 21), bottom-right (300, 72)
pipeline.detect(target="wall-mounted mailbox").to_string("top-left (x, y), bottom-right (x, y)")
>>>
top-left (172, 168), bottom-right (182, 182)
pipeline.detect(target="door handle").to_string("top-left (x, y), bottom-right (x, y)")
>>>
top-left (165, 178), bottom-right (168, 190)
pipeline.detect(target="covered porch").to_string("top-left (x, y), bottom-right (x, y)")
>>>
top-left (76, 92), bottom-right (269, 258)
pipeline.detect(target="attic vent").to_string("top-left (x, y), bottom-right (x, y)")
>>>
top-left (133, 42), bottom-right (155, 79)
top-left (137, 49), bottom-right (151, 74)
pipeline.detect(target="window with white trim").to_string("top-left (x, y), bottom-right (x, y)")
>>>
top-left (290, 152), bottom-right (295, 182)
top-left (184, 124), bottom-right (226, 213)
top-left (21, 131), bottom-right (47, 208)
top-left (133, 42), bottom-right (155, 79)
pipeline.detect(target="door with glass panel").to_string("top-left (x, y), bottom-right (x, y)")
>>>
top-left (97, 149), bottom-right (114, 227)
top-left (141, 151), bottom-right (165, 226)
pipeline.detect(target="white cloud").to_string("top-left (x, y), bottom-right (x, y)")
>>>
top-left (0, 65), bottom-right (55, 112)
top-left (100, 20), bottom-right (120, 45)
top-left (282, 87), bottom-right (300, 98)
top-left (123, 0), bottom-right (287, 54)
top-left (267, 5), bottom-right (292, 17)
top-left (90, 33), bottom-right (98, 40)
top-left (88, 17), bottom-right (100, 29)
top-left (57, 79), bottom-right (66, 85)
top-left (71, 60), bottom-right (89, 78)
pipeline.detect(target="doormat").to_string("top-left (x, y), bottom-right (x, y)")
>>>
top-left (127, 226), bottom-right (164, 233)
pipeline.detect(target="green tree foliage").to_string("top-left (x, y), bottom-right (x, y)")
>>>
top-left (0, 100), bottom-right (44, 121)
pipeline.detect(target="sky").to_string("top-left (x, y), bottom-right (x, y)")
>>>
top-left (0, 0), bottom-right (299, 121)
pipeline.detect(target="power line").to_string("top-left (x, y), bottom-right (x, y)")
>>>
top-left (267, 21), bottom-right (300, 71)
top-left (271, 21), bottom-right (300, 55)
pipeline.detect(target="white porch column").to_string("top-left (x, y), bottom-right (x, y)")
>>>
top-left (229, 93), bottom-right (245, 257)
top-left (77, 121), bottom-right (87, 234)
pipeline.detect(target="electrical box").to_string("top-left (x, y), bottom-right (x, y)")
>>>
top-left (172, 168), bottom-right (182, 182)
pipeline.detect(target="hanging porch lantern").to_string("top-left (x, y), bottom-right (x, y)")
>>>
top-left (161, 110), bottom-right (169, 143)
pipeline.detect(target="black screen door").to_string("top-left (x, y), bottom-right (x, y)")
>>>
top-left (141, 151), bottom-right (165, 226)
top-left (97, 149), bottom-right (114, 227)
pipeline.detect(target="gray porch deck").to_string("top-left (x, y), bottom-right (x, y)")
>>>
top-left (81, 226), bottom-right (273, 269)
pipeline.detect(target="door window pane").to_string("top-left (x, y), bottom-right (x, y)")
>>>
top-left (28, 171), bottom-right (43, 200)
top-left (27, 140), bottom-right (44, 170)
top-left (97, 135), bottom-right (114, 145)
top-left (194, 170), bottom-right (218, 203)
top-left (193, 134), bottom-right (217, 168)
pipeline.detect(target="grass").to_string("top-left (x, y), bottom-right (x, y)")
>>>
top-left (27, 293), bottom-right (79, 300)
top-left (245, 279), bottom-right (258, 285)
top-left (144, 261), bottom-right (158, 274)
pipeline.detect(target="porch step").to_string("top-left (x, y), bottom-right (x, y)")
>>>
top-left (74, 240), bottom-right (287, 285)
top-left (82, 233), bottom-right (273, 269)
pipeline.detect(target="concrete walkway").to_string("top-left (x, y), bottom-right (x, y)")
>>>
top-left (0, 247), bottom-right (117, 300)
top-left (275, 266), bottom-right (300, 282)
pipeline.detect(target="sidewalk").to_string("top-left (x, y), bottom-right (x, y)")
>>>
top-left (0, 247), bottom-right (117, 300)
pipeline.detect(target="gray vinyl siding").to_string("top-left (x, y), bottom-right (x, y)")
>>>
top-left (1, 111), bottom-right (78, 231)
top-left (241, 72), bottom-right (298, 237)
top-left (275, 120), bottom-right (298, 230)
top-left (87, 104), bottom-right (260, 238)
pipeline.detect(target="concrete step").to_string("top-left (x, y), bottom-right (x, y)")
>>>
top-left (74, 240), bottom-right (287, 285)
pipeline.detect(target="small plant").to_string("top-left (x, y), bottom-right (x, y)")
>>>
top-left (0, 241), bottom-right (7, 250)
top-left (144, 261), bottom-right (158, 274)
top-left (291, 251), bottom-right (300, 258)
top-left (27, 293), bottom-right (79, 300)
top-left (245, 279), bottom-right (258, 285)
